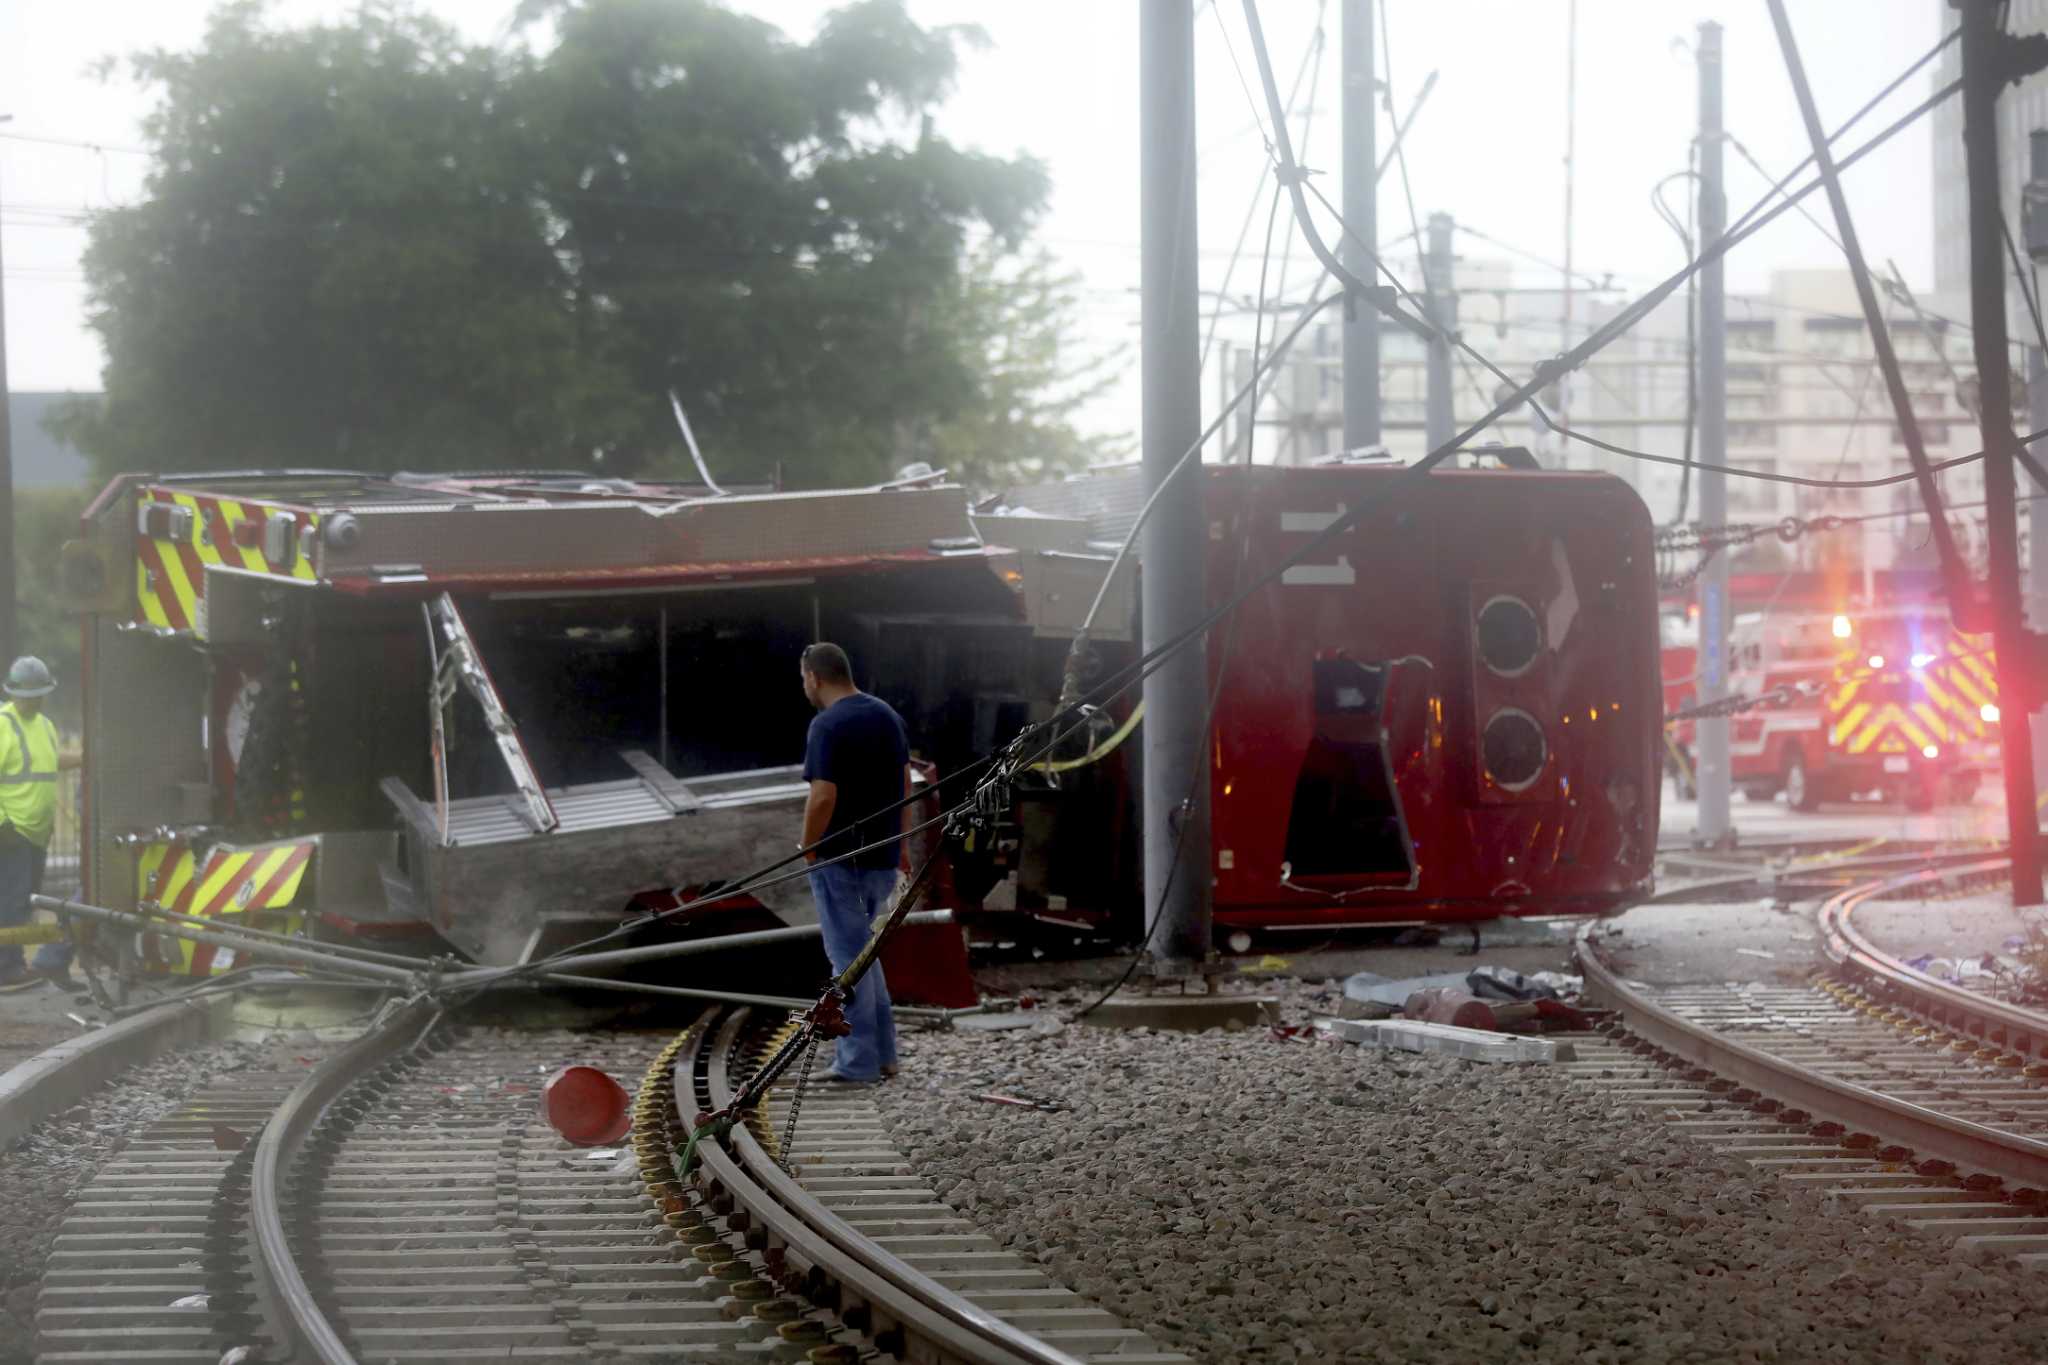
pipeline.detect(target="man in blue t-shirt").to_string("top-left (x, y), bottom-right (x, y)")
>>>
top-left (798, 642), bottom-right (910, 1084)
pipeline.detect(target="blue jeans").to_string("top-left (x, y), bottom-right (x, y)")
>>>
top-left (807, 864), bottom-right (900, 1081)
top-left (0, 827), bottom-right (71, 976)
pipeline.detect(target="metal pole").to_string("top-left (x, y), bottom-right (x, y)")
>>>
top-left (454, 909), bottom-right (960, 985)
top-left (1960, 0), bottom-right (2044, 905)
top-left (1138, 0), bottom-right (1211, 973)
top-left (1694, 21), bottom-right (1733, 847)
top-left (35, 896), bottom-right (422, 985)
top-left (1341, 0), bottom-right (1380, 451)
top-left (1766, 0), bottom-right (1975, 618)
top-left (1560, 0), bottom-right (1577, 444)
top-left (1424, 211), bottom-right (1455, 452)
top-left (2029, 342), bottom-right (2048, 796)
top-left (2027, 135), bottom-right (2048, 777)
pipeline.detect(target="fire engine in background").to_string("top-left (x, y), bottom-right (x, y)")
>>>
top-left (56, 452), bottom-right (1663, 982)
top-left (1714, 604), bottom-right (1996, 811)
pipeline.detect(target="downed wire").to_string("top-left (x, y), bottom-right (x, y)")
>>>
top-left (492, 15), bottom-right (1983, 991)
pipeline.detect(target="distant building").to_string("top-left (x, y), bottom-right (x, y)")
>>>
top-left (8, 392), bottom-right (96, 488)
top-left (1213, 262), bottom-right (1976, 579)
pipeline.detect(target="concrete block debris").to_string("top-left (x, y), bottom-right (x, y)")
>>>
top-left (1315, 1017), bottom-right (1576, 1064)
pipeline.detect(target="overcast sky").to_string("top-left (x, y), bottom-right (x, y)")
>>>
top-left (2, 0), bottom-right (1944, 439)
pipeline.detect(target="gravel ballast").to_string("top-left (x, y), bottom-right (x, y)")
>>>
top-left (0, 1034), bottom-right (311, 1361)
top-left (877, 984), bottom-right (2048, 1365)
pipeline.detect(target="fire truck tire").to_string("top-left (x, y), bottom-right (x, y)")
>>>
top-left (1783, 750), bottom-right (1820, 812)
top-left (1904, 781), bottom-right (1936, 813)
top-left (1946, 774), bottom-right (1980, 805)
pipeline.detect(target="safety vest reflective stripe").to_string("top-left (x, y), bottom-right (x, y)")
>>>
top-left (1, 713), bottom-right (54, 781)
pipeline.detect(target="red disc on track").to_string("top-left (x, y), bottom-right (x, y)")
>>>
top-left (542, 1065), bottom-right (632, 1145)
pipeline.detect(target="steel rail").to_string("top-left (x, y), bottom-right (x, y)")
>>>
top-left (1820, 857), bottom-right (2048, 1059)
top-left (686, 1008), bottom-right (1084, 1365)
top-left (1576, 861), bottom-right (2048, 1191)
top-left (250, 998), bottom-right (441, 1365)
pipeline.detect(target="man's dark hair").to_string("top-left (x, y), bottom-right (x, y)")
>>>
top-left (801, 642), bottom-right (854, 686)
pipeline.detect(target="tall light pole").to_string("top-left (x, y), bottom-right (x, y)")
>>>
top-left (1694, 23), bottom-right (1732, 847)
top-left (1340, 0), bottom-right (1379, 453)
top-left (1137, 0), bottom-right (1211, 973)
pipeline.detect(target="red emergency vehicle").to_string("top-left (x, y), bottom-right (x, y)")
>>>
top-left (1719, 606), bottom-right (1996, 811)
top-left (967, 458), bottom-right (1665, 934)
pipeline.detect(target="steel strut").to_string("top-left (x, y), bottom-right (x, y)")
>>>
top-left (675, 847), bottom-right (946, 1179)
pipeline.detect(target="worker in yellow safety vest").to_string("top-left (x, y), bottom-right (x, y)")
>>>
top-left (0, 657), bottom-right (83, 993)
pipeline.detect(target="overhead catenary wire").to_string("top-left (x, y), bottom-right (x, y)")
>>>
top-left (502, 16), bottom-right (1982, 985)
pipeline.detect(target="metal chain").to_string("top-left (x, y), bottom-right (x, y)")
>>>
top-left (1664, 683), bottom-right (1815, 725)
top-left (777, 1030), bottom-right (821, 1175)
top-left (1656, 515), bottom-right (1850, 591)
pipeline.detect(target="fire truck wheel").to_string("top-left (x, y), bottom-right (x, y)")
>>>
top-left (1783, 750), bottom-right (1820, 813)
top-left (1904, 781), bottom-right (1936, 813)
top-left (1946, 774), bottom-right (1980, 806)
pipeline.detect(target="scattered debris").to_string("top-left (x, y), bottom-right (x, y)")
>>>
top-left (972, 1092), bottom-right (1065, 1113)
top-left (170, 1293), bottom-right (209, 1310)
top-left (1316, 1017), bottom-right (1576, 1064)
top-left (1399, 988), bottom-right (1592, 1034)
top-left (1734, 947), bottom-right (1776, 961)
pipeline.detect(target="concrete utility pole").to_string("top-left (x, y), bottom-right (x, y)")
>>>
top-left (1424, 211), bottom-right (1456, 452)
top-left (1959, 0), bottom-right (2045, 905)
top-left (2028, 132), bottom-right (2048, 797)
top-left (1694, 21), bottom-right (1733, 847)
top-left (2032, 340), bottom-right (2048, 796)
top-left (1341, 0), bottom-right (1380, 452)
top-left (1137, 0), bottom-right (1211, 972)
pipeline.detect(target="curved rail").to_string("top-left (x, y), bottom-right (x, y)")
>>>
top-left (1575, 858), bottom-right (2048, 1192)
top-left (685, 1008), bottom-right (1083, 1365)
top-left (1819, 857), bottom-right (2048, 1062)
top-left (251, 998), bottom-right (441, 1365)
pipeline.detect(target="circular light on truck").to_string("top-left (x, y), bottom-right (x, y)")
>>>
top-left (1482, 708), bottom-right (1547, 791)
top-left (1476, 596), bottom-right (1543, 677)
top-left (1982, 702), bottom-right (2001, 724)
top-left (1922, 744), bottom-right (1940, 760)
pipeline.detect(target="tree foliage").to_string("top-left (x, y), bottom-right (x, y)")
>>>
top-left (13, 488), bottom-right (89, 728)
top-left (56, 0), bottom-right (1120, 489)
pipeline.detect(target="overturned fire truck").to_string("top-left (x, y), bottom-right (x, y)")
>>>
top-left (60, 469), bottom-right (1109, 974)
top-left (60, 454), bottom-right (1660, 974)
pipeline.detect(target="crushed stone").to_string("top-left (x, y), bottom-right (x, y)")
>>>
top-left (0, 1034), bottom-right (306, 1362)
top-left (877, 979), bottom-right (2048, 1365)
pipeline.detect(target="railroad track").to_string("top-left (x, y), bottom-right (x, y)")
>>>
top-left (1574, 855), bottom-right (2048, 1268)
top-left (18, 992), bottom-right (1181, 1365)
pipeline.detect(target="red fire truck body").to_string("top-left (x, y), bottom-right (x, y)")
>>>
top-left (973, 460), bottom-right (1663, 931)
top-left (1721, 606), bottom-right (1995, 811)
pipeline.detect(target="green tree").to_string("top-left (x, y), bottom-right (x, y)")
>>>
top-left (57, 2), bottom-right (609, 475)
top-left (58, 0), bottom-right (1106, 489)
top-left (918, 245), bottom-right (1127, 489)
top-left (13, 487), bottom-right (90, 729)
